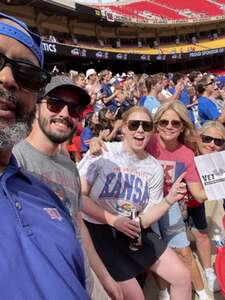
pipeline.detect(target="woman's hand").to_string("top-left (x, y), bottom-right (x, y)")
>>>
top-left (166, 172), bottom-right (187, 205)
top-left (112, 216), bottom-right (141, 238)
top-left (89, 137), bottom-right (107, 156)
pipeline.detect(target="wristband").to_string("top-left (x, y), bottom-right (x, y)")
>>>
top-left (164, 196), bottom-right (173, 206)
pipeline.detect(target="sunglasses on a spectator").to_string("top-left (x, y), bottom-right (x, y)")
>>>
top-left (127, 120), bottom-right (153, 132)
top-left (204, 80), bottom-right (215, 87)
top-left (41, 96), bottom-right (83, 118)
top-left (201, 135), bottom-right (225, 147)
top-left (158, 119), bottom-right (182, 129)
top-left (0, 52), bottom-right (51, 92)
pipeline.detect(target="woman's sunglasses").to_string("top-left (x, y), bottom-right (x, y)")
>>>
top-left (201, 135), bottom-right (225, 147)
top-left (0, 53), bottom-right (51, 92)
top-left (158, 119), bottom-right (182, 129)
top-left (127, 120), bottom-right (153, 132)
top-left (41, 96), bottom-right (83, 118)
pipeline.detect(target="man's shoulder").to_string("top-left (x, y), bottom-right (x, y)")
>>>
top-left (13, 139), bottom-right (37, 159)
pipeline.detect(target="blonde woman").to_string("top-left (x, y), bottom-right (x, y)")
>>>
top-left (183, 120), bottom-right (224, 294)
top-left (146, 102), bottom-right (211, 300)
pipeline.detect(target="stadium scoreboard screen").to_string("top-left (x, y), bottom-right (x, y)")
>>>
top-left (74, 3), bottom-right (102, 19)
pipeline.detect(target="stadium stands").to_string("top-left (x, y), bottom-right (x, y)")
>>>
top-left (155, 0), bottom-right (224, 16)
top-left (102, 1), bottom-right (184, 20)
top-left (95, 0), bottom-right (225, 21)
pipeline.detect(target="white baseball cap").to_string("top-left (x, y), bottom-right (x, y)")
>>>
top-left (86, 68), bottom-right (96, 79)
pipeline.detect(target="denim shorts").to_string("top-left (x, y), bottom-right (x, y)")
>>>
top-left (158, 202), bottom-right (190, 249)
top-left (186, 203), bottom-right (208, 232)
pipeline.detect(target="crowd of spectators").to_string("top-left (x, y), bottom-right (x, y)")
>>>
top-left (63, 68), bottom-right (225, 161)
top-left (50, 65), bottom-right (225, 300)
top-left (2, 10), bottom-right (225, 300)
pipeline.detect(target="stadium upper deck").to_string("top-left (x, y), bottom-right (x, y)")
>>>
top-left (1, 0), bottom-right (225, 73)
top-left (91, 0), bottom-right (225, 24)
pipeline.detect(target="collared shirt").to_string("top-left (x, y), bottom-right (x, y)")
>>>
top-left (0, 156), bottom-right (90, 300)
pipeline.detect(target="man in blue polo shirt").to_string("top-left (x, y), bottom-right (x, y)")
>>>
top-left (0, 13), bottom-right (90, 299)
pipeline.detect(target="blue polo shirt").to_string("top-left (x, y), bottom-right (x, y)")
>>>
top-left (198, 95), bottom-right (221, 124)
top-left (0, 156), bottom-right (90, 300)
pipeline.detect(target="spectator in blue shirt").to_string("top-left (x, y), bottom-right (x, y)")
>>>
top-left (143, 74), bottom-right (163, 115)
top-left (99, 69), bottom-right (118, 108)
top-left (80, 112), bottom-right (100, 153)
top-left (197, 76), bottom-right (225, 125)
top-left (0, 12), bottom-right (90, 300)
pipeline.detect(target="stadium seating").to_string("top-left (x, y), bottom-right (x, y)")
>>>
top-left (88, 37), bottom-right (225, 55)
top-left (102, 5), bottom-right (145, 20)
top-left (151, 0), bottom-right (223, 17)
top-left (96, 0), bottom-right (225, 21)
top-left (107, 1), bottom-right (184, 20)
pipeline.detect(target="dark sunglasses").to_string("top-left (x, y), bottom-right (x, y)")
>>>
top-left (127, 120), bottom-right (153, 132)
top-left (201, 135), bottom-right (225, 147)
top-left (158, 119), bottom-right (182, 129)
top-left (41, 96), bottom-right (83, 118)
top-left (204, 80), bottom-right (215, 87)
top-left (0, 53), bottom-right (51, 92)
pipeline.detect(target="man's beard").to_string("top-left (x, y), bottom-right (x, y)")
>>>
top-left (38, 115), bottom-right (75, 144)
top-left (0, 89), bottom-right (35, 150)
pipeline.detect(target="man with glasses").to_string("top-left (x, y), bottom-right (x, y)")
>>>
top-left (13, 75), bottom-right (123, 300)
top-left (0, 13), bottom-right (90, 299)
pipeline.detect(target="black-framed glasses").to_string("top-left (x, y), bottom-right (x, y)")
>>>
top-left (158, 119), bottom-right (182, 129)
top-left (201, 135), bottom-right (225, 147)
top-left (0, 53), bottom-right (51, 92)
top-left (127, 120), bottom-right (153, 132)
top-left (41, 96), bottom-right (83, 118)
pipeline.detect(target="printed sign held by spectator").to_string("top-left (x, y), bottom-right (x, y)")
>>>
top-left (195, 150), bottom-right (225, 200)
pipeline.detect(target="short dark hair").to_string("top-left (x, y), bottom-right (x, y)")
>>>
top-left (172, 72), bottom-right (185, 85)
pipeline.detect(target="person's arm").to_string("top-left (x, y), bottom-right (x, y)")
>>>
top-left (186, 181), bottom-right (207, 203)
top-left (102, 90), bottom-right (118, 105)
top-left (183, 151), bottom-right (208, 203)
top-left (158, 82), bottom-right (183, 104)
top-left (140, 173), bottom-right (186, 229)
top-left (77, 214), bottom-right (123, 300)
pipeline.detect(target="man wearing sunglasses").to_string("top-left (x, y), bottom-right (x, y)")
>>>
top-left (0, 12), bottom-right (90, 299)
top-left (13, 75), bottom-right (123, 300)
top-left (197, 76), bottom-right (225, 125)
